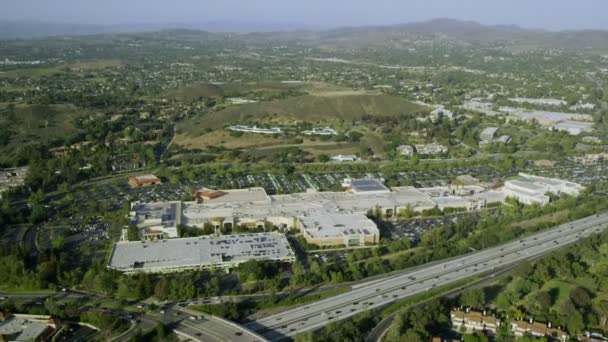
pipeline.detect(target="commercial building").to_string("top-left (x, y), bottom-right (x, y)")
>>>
top-left (570, 103), bottom-right (596, 111)
top-left (499, 107), bottom-right (594, 135)
top-left (462, 98), bottom-right (502, 116)
top-left (343, 178), bottom-right (391, 194)
top-left (129, 201), bottom-right (181, 239)
top-left (132, 178), bottom-right (500, 247)
top-left (396, 145), bottom-right (414, 156)
top-left (501, 173), bottom-right (583, 205)
top-left (128, 173), bottom-right (579, 247)
top-left (429, 105), bottom-right (455, 121)
top-left (510, 98), bottom-right (567, 106)
top-left (128, 174), bottom-right (162, 188)
top-left (0, 312), bottom-right (57, 342)
top-left (554, 121), bottom-right (594, 135)
top-left (0, 167), bottom-right (28, 198)
top-left (108, 232), bottom-right (295, 274)
top-left (573, 153), bottom-right (608, 165)
top-left (480, 127), bottom-right (499, 142)
top-left (228, 125), bottom-right (282, 134)
top-left (480, 127), bottom-right (512, 145)
top-left (298, 213), bottom-right (379, 247)
top-left (415, 144), bottom-right (448, 155)
top-left (582, 136), bottom-right (602, 145)
top-left (495, 135), bottom-right (512, 144)
top-left (302, 127), bottom-right (337, 136)
top-left (331, 154), bottom-right (358, 162)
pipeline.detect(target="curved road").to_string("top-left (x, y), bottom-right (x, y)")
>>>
top-left (247, 213), bottom-right (608, 341)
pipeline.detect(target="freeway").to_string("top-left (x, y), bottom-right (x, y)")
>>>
top-left (247, 213), bottom-right (608, 341)
top-left (173, 307), bottom-right (269, 342)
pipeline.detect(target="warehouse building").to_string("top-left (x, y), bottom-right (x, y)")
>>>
top-left (108, 232), bottom-right (295, 274)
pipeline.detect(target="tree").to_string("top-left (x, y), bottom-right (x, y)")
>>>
top-left (534, 291), bottom-right (552, 312)
top-left (570, 287), bottom-right (592, 309)
top-left (154, 277), bottom-right (170, 301)
top-left (460, 288), bottom-right (486, 309)
top-left (566, 310), bottom-right (584, 335)
top-left (348, 131), bottom-right (364, 142)
top-left (127, 225), bottom-right (140, 241)
top-left (596, 299), bottom-right (608, 330)
top-left (386, 314), bottom-right (404, 342)
top-left (463, 332), bottom-right (489, 342)
top-left (294, 332), bottom-right (314, 342)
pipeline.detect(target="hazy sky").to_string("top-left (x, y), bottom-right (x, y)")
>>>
top-left (3, 0), bottom-right (608, 31)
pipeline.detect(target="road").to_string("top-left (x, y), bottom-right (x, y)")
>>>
top-left (173, 307), bottom-right (269, 342)
top-left (159, 125), bottom-right (176, 162)
top-left (247, 213), bottom-right (608, 341)
top-left (364, 264), bottom-right (521, 342)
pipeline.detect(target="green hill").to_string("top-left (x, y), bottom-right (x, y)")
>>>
top-left (0, 103), bottom-right (81, 164)
top-left (179, 93), bottom-right (428, 134)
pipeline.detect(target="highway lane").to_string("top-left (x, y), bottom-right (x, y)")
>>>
top-left (248, 213), bottom-right (608, 341)
top-left (174, 308), bottom-right (269, 342)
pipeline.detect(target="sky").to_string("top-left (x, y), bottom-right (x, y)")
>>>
top-left (2, 0), bottom-right (608, 31)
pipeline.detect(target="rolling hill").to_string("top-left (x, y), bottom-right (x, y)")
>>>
top-left (179, 93), bottom-right (428, 134)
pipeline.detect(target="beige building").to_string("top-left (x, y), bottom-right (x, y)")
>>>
top-left (298, 213), bottom-right (379, 247)
top-left (451, 309), bottom-right (501, 334)
top-left (128, 174), bottom-right (162, 188)
top-left (511, 319), bottom-right (568, 341)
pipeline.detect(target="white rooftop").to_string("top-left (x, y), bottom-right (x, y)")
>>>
top-left (108, 232), bottom-right (295, 273)
top-left (299, 213), bottom-right (379, 240)
top-left (0, 316), bottom-right (50, 341)
top-left (348, 179), bottom-right (391, 193)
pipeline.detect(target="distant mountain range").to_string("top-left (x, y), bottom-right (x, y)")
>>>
top-left (2, 18), bottom-right (608, 51)
top-left (0, 19), bottom-right (313, 39)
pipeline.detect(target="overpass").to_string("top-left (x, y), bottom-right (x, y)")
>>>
top-left (246, 213), bottom-right (608, 341)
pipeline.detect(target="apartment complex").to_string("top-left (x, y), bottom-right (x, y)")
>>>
top-left (451, 309), bottom-right (501, 335)
top-left (511, 319), bottom-right (568, 341)
top-left (450, 309), bottom-right (568, 341)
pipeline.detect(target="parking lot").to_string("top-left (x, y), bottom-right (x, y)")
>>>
top-left (533, 159), bottom-right (608, 186)
top-left (381, 210), bottom-right (502, 242)
top-left (124, 165), bottom-right (510, 201)
top-left (33, 216), bottom-right (110, 252)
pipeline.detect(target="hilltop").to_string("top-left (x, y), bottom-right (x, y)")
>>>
top-left (178, 92), bottom-right (428, 133)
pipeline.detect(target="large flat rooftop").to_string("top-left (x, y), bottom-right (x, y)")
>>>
top-left (181, 186), bottom-right (437, 222)
top-left (348, 179), bottom-right (391, 194)
top-left (198, 187), bottom-right (271, 205)
top-left (130, 201), bottom-right (181, 228)
top-left (108, 232), bottom-right (295, 273)
top-left (299, 213), bottom-right (379, 240)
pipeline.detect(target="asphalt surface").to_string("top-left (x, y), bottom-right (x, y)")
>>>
top-left (173, 307), bottom-right (269, 342)
top-left (247, 213), bottom-right (608, 341)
